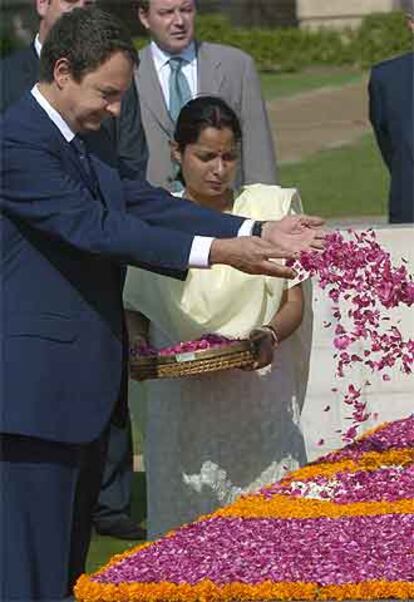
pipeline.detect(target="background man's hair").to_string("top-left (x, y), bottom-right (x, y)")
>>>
top-left (136, 1), bottom-right (150, 9)
top-left (39, 6), bottom-right (138, 83)
top-left (133, 1), bottom-right (196, 12)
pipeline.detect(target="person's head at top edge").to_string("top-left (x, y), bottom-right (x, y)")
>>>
top-left (36, 0), bottom-right (96, 44)
top-left (171, 96), bottom-right (242, 212)
top-left (399, 0), bottom-right (414, 31)
top-left (136, 0), bottom-right (196, 55)
top-left (38, 6), bottom-right (138, 133)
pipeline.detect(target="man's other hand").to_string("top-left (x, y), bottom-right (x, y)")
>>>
top-left (209, 237), bottom-right (296, 279)
top-left (262, 215), bottom-right (327, 255)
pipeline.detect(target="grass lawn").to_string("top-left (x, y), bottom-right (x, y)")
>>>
top-left (279, 133), bottom-right (388, 218)
top-left (260, 66), bottom-right (365, 101)
top-left (86, 472), bottom-right (147, 573)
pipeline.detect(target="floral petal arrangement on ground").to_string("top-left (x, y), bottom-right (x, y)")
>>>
top-left (75, 415), bottom-right (414, 602)
top-left (288, 229), bottom-right (414, 441)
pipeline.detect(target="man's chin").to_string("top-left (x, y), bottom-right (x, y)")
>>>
top-left (80, 120), bottom-right (103, 132)
top-left (164, 38), bottom-right (191, 54)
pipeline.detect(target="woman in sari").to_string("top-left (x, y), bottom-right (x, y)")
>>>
top-left (124, 96), bottom-right (313, 539)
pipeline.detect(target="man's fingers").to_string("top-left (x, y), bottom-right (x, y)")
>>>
top-left (259, 260), bottom-right (297, 279)
top-left (309, 236), bottom-right (327, 250)
top-left (301, 214), bottom-right (326, 227)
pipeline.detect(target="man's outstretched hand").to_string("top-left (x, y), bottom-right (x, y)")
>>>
top-left (262, 214), bottom-right (326, 255)
top-left (209, 214), bottom-right (326, 279)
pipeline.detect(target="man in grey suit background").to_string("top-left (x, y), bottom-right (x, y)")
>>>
top-left (1, 0), bottom-right (147, 541)
top-left (134, 0), bottom-right (278, 191)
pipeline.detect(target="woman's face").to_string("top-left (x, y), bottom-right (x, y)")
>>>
top-left (173, 126), bottom-right (239, 206)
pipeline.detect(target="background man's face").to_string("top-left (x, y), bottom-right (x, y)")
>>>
top-left (138, 0), bottom-right (196, 55)
top-left (36, 0), bottom-right (95, 40)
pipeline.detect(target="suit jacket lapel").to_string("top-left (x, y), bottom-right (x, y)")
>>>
top-left (136, 46), bottom-right (174, 135)
top-left (197, 42), bottom-right (225, 95)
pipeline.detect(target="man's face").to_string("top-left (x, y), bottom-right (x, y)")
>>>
top-left (36, 0), bottom-right (95, 41)
top-left (138, 0), bottom-right (196, 55)
top-left (55, 51), bottom-right (134, 133)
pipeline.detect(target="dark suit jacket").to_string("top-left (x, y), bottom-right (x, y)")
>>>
top-left (1, 93), bottom-right (244, 444)
top-left (0, 43), bottom-right (148, 179)
top-left (369, 52), bottom-right (414, 223)
top-left (1, 43), bottom-right (150, 431)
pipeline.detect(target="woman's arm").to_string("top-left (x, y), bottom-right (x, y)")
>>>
top-left (125, 310), bottom-right (150, 347)
top-left (249, 283), bottom-right (304, 369)
top-left (268, 283), bottom-right (304, 343)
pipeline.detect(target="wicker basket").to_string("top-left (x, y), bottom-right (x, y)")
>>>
top-left (129, 339), bottom-right (256, 380)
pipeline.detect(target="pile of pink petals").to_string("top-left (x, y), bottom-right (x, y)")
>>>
top-left (79, 415), bottom-right (414, 602)
top-left (130, 333), bottom-right (238, 358)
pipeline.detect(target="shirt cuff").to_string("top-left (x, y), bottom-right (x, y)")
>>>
top-left (188, 220), bottom-right (255, 268)
top-left (238, 219), bottom-right (255, 237)
top-left (188, 236), bottom-right (215, 268)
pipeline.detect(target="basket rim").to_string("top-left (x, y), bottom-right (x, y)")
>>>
top-left (130, 338), bottom-right (253, 367)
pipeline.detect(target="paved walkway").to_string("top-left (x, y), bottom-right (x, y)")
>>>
top-left (266, 78), bottom-right (371, 164)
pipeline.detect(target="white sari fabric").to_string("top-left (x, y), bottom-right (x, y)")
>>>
top-left (124, 184), bottom-right (313, 539)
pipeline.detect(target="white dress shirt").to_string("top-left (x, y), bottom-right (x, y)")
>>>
top-left (34, 33), bottom-right (42, 58)
top-left (30, 85), bottom-right (254, 267)
top-left (150, 41), bottom-right (197, 108)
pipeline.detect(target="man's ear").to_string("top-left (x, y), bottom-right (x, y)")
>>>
top-left (170, 141), bottom-right (182, 165)
top-left (53, 58), bottom-right (73, 88)
top-left (36, 0), bottom-right (50, 19)
top-left (138, 8), bottom-right (150, 31)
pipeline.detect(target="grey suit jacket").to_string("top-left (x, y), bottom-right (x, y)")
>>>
top-left (135, 41), bottom-right (277, 190)
top-left (0, 43), bottom-right (148, 180)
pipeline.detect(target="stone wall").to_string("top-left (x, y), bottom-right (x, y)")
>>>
top-left (297, 0), bottom-right (400, 29)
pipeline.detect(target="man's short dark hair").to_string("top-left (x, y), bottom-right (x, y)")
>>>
top-left (39, 6), bottom-right (138, 83)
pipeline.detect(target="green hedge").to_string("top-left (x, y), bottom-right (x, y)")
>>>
top-left (134, 11), bottom-right (413, 72)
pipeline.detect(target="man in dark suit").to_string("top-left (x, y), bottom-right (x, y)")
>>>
top-left (368, 6), bottom-right (414, 224)
top-left (1, 7), bottom-right (325, 600)
top-left (1, 0), bottom-right (149, 541)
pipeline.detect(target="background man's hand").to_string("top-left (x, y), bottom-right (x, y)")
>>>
top-left (262, 214), bottom-right (327, 255)
top-left (209, 237), bottom-right (296, 279)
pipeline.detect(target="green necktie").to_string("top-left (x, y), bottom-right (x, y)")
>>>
top-left (168, 56), bottom-right (192, 122)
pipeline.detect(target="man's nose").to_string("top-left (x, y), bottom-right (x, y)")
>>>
top-left (173, 10), bottom-right (185, 26)
top-left (106, 100), bottom-right (121, 118)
